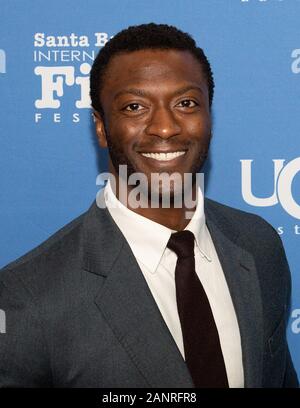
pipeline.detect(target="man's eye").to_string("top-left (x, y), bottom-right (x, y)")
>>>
top-left (177, 99), bottom-right (198, 108)
top-left (124, 103), bottom-right (144, 112)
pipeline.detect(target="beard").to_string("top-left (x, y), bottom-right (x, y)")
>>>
top-left (106, 139), bottom-right (137, 180)
top-left (104, 124), bottom-right (210, 205)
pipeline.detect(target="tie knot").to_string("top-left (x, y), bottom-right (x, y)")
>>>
top-left (167, 230), bottom-right (195, 259)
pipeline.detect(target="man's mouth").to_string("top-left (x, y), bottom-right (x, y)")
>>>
top-left (140, 151), bottom-right (186, 162)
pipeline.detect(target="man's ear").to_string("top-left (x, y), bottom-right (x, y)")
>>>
top-left (93, 111), bottom-right (108, 148)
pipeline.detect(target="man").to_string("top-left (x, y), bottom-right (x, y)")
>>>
top-left (0, 23), bottom-right (298, 388)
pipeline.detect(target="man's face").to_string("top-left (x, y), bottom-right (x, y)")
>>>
top-left (95, 49), bottom-right (212, 199)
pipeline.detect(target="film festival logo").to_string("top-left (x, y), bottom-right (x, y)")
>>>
top-left (33, 32), bottom-right (111, 124)
top-left (241, 158), bottom-right (300, 219)
top-left (0, 49), bottom-right (6, 74)
top-left (95, 165), bottom-right (205, 221)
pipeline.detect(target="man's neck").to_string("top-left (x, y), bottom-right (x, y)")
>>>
top-left (126, 205), bottom-right (195, 231)
top-left (111, 175), bottom-right (198, 231)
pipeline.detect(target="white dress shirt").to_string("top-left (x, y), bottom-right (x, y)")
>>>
top-left (103, 179), bottom-right (244, 388)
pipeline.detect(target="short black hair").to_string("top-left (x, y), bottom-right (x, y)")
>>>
top-left (90, 22), bottom-right (214, 117)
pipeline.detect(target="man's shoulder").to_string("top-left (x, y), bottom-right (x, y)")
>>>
top-left (0, 207), bottom-right (89, 288)
top-left (204, 197), bottom-right (289, 282)
top-left (204, 196), bottom-right (280, 243)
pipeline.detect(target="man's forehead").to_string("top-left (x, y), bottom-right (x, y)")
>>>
top-left (102, 49), bottom-right (207, 91)
top-left (107, 48), bottom-right (203, 71)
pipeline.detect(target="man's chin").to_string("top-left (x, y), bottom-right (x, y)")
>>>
top-left (150, 189), bottom-right (184, 208)
top-left (141, 181), bottom-right (194, 209)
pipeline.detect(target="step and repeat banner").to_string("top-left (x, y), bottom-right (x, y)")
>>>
top-left (0, 0), bottom-right (299, 380)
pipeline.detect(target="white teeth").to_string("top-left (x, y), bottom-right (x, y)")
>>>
top-left (141, 151), bottom-right (186, 161)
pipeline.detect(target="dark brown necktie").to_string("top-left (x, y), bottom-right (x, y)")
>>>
top-left (167, 230), bottom-right (229, 388)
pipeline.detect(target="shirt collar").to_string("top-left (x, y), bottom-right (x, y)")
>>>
top-left (103, 178), bottom-right (211, 274)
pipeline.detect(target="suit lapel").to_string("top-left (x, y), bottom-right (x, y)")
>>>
top-left (82, 195), bottom-right (194, 388)
top-left (82, 193), bottom-right (264, 388)
top-left (205, 201), bottom-right (264, 388)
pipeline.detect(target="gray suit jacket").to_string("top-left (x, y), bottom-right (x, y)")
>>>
top-left (0, 194), bottom-right (298, 388)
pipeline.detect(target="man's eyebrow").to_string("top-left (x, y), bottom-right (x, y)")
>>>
top-left (172, 85), bottom-right (204, 97)
top-left (113, 85), bottom-right (204, 100)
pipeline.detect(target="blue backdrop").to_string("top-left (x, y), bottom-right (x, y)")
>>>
top-left (1, 0), bottom-right (299, 379)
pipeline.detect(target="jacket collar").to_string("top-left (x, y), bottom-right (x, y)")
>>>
top-left (81, 193), bottom-right (263, 388)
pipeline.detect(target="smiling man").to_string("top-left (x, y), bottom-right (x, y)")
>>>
top-left (0, 23), bottom-right (298, 388)
top-left (93, 45), bottom-right (211, 229)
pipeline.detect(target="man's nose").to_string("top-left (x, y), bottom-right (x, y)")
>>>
top-left (145, 106), bottom-right (181, 139)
